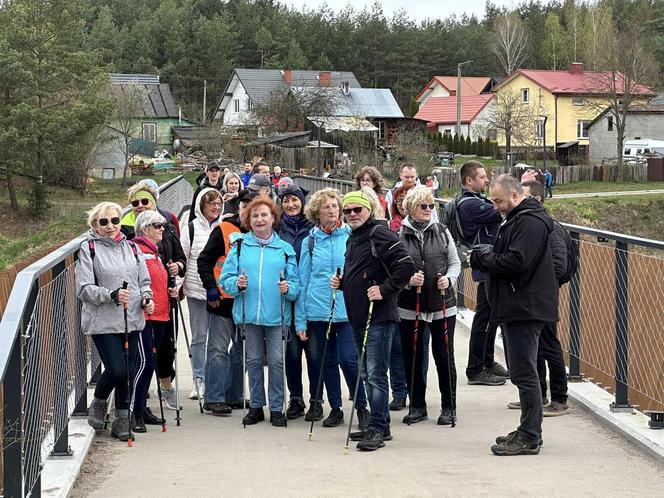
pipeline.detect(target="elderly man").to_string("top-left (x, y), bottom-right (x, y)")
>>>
top-left (331, 190), bottom-right (414, 451)
top-left (470, 174), bottom-right (558, 456)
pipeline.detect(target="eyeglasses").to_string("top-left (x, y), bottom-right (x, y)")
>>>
top-left (342, 206), bottom-right (364, 216)
top-left (205, 201), bottom-right (223, 207)
top-left (98, 217), bottom-right (120, 227)
top-left (419, 203), bottom-right (435, 211)
top-left (131, 198), bottom-right (150, 207)
top-left (150, 222), bottom-right (165, 230)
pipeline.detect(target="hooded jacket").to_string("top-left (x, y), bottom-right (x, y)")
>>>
top-left (75, 230), bottom-right (152, 335)
top-left (294, 224), bottom-right (351, 331)
top-left (189, 176), bottom-right (223, 221)
top-left (470, 197), bottom-right (558, 324)
top-left (134, 236), bottom-right (170, 321)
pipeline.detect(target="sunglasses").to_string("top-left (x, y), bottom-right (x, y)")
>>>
top-left (131, 198), bottom-right (151, 207)
top-left (419, 203), bottom-right (435, 211)
top-left (342, 206), bottom-right (364, 216)
top-left (98, 217), bottom-right (120, 227)
top-left (150, 222), bottom-right (165, 230)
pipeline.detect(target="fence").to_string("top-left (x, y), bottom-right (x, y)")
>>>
top-left (0, 175), bottom-right (193, 497)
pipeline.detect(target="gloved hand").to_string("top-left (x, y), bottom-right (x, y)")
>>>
top-left (207, 287), bottom-right (221, 308)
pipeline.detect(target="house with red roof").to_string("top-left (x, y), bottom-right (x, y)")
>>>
top-left (414, 94), bottom-right (495, 140)
top-left (415, 76), bottom-right (494, 106)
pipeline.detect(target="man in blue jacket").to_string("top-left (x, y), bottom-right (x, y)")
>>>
top-left (240, 162), bottom-right (253, 188)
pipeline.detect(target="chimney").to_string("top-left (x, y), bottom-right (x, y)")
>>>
top-left (283, 68), bottom-right (292, 85)
top-left (319, 71), bottom-right (332, 87)
top-left (568, 63), bottom-right (584, 75)
top-left (341, 81), bottom-right (350, 96)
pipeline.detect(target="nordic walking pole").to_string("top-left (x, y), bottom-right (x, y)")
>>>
top-left (309, 267), bottom-right (341, 441)
top-left (279, 270), bottom-right (288, 427)
top-left (177, 299), bottom-right (204, 414)
top-left (345, 287), bottom-right (375, 455)
top-left (240, 269), bottom-right (247, 428)
top-left (168, 260), bottom-right (182, 427)
top-left (121, 281), bottom-right (134, 447)
top-left (406, 283), bottom-right (422, 426)
top-left (439, 273), bottom-right (456, 428)
top-left (149, 321), bottom-right (167, 432)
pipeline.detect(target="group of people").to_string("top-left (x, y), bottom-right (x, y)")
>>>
top-left (75, 158), bottom-right (569, 455)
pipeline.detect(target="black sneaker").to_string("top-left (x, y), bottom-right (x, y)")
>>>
top-left (356, 407), bottom-right (370, 430)
top-left (487, 362), bottom-right (510, 378)
top-left (403, 406), bottom-right (428, 425)
top-left (389, 397), bottom-right (407, 411)
top-left (467, 370), bottom-right (506, 386)
top-left (242, 407), bottom-right (265, 425)
top-left (229, 400), bottom-right (250, 410)
top-left (131, 412), bottom-right (147, 433)
top-left (349, 428), bottom-right (393, 442)
top-left (437, 408), bottom-right (456, 425)
top-left (286, 399), bottom-right (306, 420)
top-left (496, 430), bottom-right (543, 447)
top-left (203, 401), bottom-right (232, 416)
top-left (322, 408), bottom-right (344, 427)
top-left (270, 411), bottom-right (288, 427)
top-left (356, 429), bottom-right (385, 451)
top-left (142, 407), bottom-right (164, 425)
top-left (492, 430), bottom-right (541, 455)
top-left (304, 402), bottom-right (323, 422)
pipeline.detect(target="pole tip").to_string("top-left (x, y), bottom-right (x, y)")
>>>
top-left (162, 425), bottom-right (167, 432)
top-left (127, 439), bottom-right (133, 447)
top-left (308, 433), bottom-right (313, 440)
top-left (344, 446), bottom-right (349, 455)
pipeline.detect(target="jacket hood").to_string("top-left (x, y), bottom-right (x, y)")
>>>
top-left (86, 228), bottom-right (127, 246)
top-left (194, 187), bottom-right (218, 225)
top-left (507, 197), bottom-right (553, 232)
top-left (401, 216), bottom-right (436, 234)
top-left (310, 222), bottom-right (351, 239)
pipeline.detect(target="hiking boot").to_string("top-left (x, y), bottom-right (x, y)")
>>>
top-left (229, 399), bottom-right (250, 410)
top-left (189, 378), bottom-right (205, 400)
top-left (389, 396), bottom-right (407, 411)
top-left (437, 408), bottom-right (456, 426)
top-left (87, 397), bottom-right (107, 430)
top-left (158, 386), bottom-right (181, 411)
top-left (507, 398), bottom-right (549, 410)
top-left (356, 429), bottom-right (385, 451)
top-left (322, 408), bottom-right (344, 428)
top-left (304, 402), bottom-right (324, 422)
top-left (270, 411), bottom-right (288, 427)
top-left (286, 398), bottom-right (306, 420)
top-left (496, 430), bottom-right (543, 447)
top-left (349, 428), bottom-right (393, 442)
top-left (203, 401), bottom-right (232, 416)
top-left (543, 401), bottom-right (570, 417)
top-left (111, 415), bottom-right (134, 442)
top-left (487, 362), bottom-right (510, 378)
top-left (467, 370), bottom-right (506, 386)
top-left (142, 407), bottom-right (164, 425)
top-left (403, 406), bottom-right (428, 425)
top-left (242, 407), bottom-right (265, 425)
top-left (491, 430), bottom-right (540, 456)
top-left (131, 412), bottom-right (147, 433)
top-left (356, 407), bottom-right (370, 430)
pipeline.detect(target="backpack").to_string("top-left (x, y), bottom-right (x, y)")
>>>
top-left (442, 196), bottom-right (475, 268)
top-left (555, 221), bottom-right (580, 285)
top-left (211, 222), bottom-right (240, 298)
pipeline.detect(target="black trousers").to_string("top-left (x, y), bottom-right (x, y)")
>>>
top-left (157, 314), bottom-right (175, 380)
top-left (400, 316), bottom-right (457, 410)
top-left (537, 322), bottom-right (568, 403)
top-left (466, 281), bottom-right (498, 378)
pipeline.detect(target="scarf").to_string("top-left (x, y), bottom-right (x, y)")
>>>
top-left (254, 233), bottom-right (275, 246)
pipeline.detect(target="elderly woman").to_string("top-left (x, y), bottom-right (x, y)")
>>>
top-left (398, 185), bottom-right (461, 426)
top-left (295, 188), bottom-right (369, 429)
top-left (75, 202), bottom-right (153, 442)
top-left (221, 172), bottom-right (242, 219)
top-left (220, 197), bottom-right (300, 427)
top-left (355, 166), bottom-right (387, 217)
top-left (131, 210), bottom-right (175, 432)
top-left (388, 184), bottom-right (411, 232)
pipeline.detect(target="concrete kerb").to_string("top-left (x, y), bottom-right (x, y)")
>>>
top-left (456, 307), bottom-right (664, 463)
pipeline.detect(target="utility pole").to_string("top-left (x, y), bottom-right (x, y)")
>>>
top-left (456, 60), bottom-right (473, 137)
top-left (202, 79), bottom-right (207, 125)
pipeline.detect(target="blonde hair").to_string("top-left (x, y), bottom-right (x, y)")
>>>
top-left (403, 185), bottom-right (434, 215)
top-left (361, 186), bottom-right (385, 220)
top-left (304, 188), bottom-right (342, 224)
top-left (222, 172), bottom-right (241, 193)
top-left (86, 202), bottom-right (123, 229)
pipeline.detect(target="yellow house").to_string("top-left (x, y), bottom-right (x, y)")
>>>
top-left (492, 63), bottom-right (655, 157)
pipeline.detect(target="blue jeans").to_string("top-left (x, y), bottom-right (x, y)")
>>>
top-left (245, 324), bottom-right (285, 412)
top-left (187, 297), bottom-right (208, 380)
top-left (204, 313), bottom-right (233, 403)
top-left (353, 320), bottom-right (395, 432)
top-left (225, 330), bottom-right (244, 403)
top-left (285, 324), bottom-right (315, 402)
top-left (389, 326), bottom-right (408, 399)
top-left (308, 321), bottom-right (367, 410)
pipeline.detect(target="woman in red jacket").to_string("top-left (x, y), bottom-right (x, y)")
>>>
top-left (131, 210), bottom-right (177, 432)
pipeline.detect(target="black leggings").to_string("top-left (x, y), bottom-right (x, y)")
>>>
top-left (157, 316), bottom-right (175, 380)
top-left (93, 332), bottom-right (139, 410)
top-left (400, 316), bottom-right (457, 410)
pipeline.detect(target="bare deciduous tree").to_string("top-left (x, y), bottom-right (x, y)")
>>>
top-left (111, 83), bottom-right (144, 186)
top-left (492, 13), bottom-right (529, 76)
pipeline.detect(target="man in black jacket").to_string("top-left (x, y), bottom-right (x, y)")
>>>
top-left (331, 190), bottom-right (414, 451)
top-left (470, 174), bottom-right (558, 456)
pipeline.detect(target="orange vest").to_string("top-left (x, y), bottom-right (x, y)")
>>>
top-left (213, 221), bottom-right (240, 299)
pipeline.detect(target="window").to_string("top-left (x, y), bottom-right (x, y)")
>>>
top-left (535, 120), bottom-right (545, 139)
top-left (377, 121), bottom-right (386, 141)
top-left (443, 129), bottom-right (452, 137)
top-left (487, 129), bottom-right (497, 141)
top-left (246, 99), bottom-right (253, 111)
top-left (102, 168), bottom-right (115, 180)
top-left (142, 122), bottom-right (156, 143)
top-left (234, 99), bottom-right (240, 112)
top-left (607, 116), bottom-right (613, 132)
top-left (572, 98), bottom-right (585, 106)
top-left (577, 120), bottom-right (590, 139)
top-left (521, 88), bottom-right (529, 103)
top-left (624, 149), bottom-right (631, 155)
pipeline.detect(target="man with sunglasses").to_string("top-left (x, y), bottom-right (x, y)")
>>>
top-left (331, 190), bottom-right (414, 451)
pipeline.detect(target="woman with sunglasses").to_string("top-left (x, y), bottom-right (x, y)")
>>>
top-left (131, 210), bottom-right (175, 432)
top-left (76, 202), bottom-right (153, 442)
top-left (397, 186), bottom-right (461, 426)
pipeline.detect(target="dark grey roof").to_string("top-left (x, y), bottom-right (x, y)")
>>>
top-left (110, 73), bottom-right (160, 85)
top-left (243, 131), bottom-right (311, 147)
top-left (110, 74), bottom-right (179, 119)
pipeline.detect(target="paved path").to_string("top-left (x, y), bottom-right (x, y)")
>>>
top-left (71, 305), bottom-right (664, 497)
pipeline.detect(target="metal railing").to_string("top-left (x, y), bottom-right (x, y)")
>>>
top-left (0, 175), bottom-right (193, 497)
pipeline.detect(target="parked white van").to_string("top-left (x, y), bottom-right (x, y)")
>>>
top-left (622, 139), bottom-right (664, 158)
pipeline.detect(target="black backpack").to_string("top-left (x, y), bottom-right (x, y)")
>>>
top-left (556, 221), bottom-right (580, 285)
top-left (442, 196), bottom-right (475, 268)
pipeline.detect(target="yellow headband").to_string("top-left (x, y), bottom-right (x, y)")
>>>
top-left (131, 190), bottom-right (156, 205)
top-left (342, 191), bottom-right (371, 210)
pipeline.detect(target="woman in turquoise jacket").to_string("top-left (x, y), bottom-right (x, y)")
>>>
top-left (295, 188), bottom-right (368, 430)
top-left (221, 197), bottom-right (299, 427)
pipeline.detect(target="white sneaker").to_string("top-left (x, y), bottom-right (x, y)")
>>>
top-left (189, 378), bottom-right (205, 400)
top-left (159, 386), bottom-right (180, 411)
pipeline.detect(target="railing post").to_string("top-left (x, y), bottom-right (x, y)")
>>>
top-left (568, 232), bottom-right (582, 381)
top-left (610, 240), bottom-right (632, 412)
top-left (3, 337), bottom-right (23, 498)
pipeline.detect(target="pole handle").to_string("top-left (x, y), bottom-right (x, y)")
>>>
top-left (335, 267), bottom-right (341, 277)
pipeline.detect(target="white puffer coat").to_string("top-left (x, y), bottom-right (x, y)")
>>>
top-left (180, 188), bottom-right (219, 300)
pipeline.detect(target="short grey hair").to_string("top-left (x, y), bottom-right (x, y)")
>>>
top-left (403, 185), bottom-right (434, 215)
top-left (491, 174), bottom-right (524, 196)
top-left (87, 202), bottom-right (123, 229)
top-left (135, 210), bottom-right (166, 236)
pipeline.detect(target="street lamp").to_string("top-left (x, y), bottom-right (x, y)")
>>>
top-left (540, 114), bottom-right (548, 169)
top-left (456, 60), bottom-right (473, 137)
top-left (309, 118), bottom-right (325, 177)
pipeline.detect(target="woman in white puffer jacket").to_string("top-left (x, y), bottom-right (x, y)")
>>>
top-left (180, 187), bottom-right (222, 398)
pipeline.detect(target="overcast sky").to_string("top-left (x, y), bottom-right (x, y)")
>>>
top-left (285, 0), bottom-right (516, 22)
